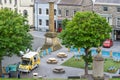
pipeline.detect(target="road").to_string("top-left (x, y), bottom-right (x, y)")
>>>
top-left (2, 31), bottom-right (120, 79)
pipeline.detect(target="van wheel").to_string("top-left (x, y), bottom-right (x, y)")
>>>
top-left (36, 64), bottom-right (39, 68)
top-left (28, 70), bottom-right (31, 73)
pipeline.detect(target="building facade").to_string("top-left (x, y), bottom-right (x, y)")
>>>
top-left (34, 0), bottom-right (59, 31)
top-left (34, 0), bottom-right (93, 31)
top-left (57, 0), bottom-right (93, 30)
top-left (94, 0), bottom-right (120, 40)
top-left (0, 0), bottom-right (34, 27)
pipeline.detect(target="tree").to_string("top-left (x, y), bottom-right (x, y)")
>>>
top-left (58, 11), bottom-right (112, 76)
top-left (62, 18), bottom-right (69, 30)
top-left (0, 8), bottom-right (33, 76)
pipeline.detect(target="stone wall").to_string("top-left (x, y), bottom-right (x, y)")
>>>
top-left (94, 4), bottom-right (120, 26)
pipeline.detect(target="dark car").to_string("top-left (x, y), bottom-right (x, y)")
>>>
top-left (103, 39), bottom-right (113, 48)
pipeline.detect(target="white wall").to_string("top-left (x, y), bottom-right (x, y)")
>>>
top-left (0, 0), bottom-right (34, 26)
top-left (35, 3), bottom-right (58, 31)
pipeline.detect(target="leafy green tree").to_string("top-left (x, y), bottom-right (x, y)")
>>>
top-left (62, 18), bottom-right (69, 30)
top-left (59, 11), bottom-right (112, 75)
top-left (0, 8), bottom-right (33, 76)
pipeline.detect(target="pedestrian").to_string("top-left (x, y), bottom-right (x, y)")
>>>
top-left (18, 71), bottom-right (21, 79)
top-left (8, 67), bottom-right (11, 78)
top-left (8, 72), bottom-right (11, 78)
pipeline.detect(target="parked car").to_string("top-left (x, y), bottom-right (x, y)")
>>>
top-left (103, 39), bottom-right (113, 48)
top-left (57, 27), bottom-right (62, 32)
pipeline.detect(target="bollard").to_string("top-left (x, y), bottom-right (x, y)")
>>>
top-left (110, 50), bottom-right (112, 58)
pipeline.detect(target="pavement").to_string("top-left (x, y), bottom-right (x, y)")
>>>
top-left (21, 46), bottom-right (90, 79)
top-left (2, 31), bottom-right (120, 79)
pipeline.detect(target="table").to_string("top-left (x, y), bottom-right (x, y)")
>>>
top-left (53, 66), bottom-right (65, 73)
top-left (47, 58), bottom-right (58, 64)
top-left (57, 52), bottom-right (67, 58)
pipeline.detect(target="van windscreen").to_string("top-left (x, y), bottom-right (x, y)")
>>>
top-left (22, 59), bottom-right (30, 65)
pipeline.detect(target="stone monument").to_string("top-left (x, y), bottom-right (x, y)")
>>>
top-left (92, 48), bottom-right (104, 80)
top-left (41, 0), bottom-right (62, 51)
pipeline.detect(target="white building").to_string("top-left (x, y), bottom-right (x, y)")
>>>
top-left (0, 0), bottom-right (34, 27)
top-left (34, 0), bottom-right (59, 31)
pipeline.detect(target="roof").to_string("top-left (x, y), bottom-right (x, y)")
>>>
top-left (58, 0), bottom-right (82, 6)
top-left (22, 52), bottom-right (38, 58)
top-left (95, 0), bottom-right (120, 4)
top-left (35, 0), bottom-right (59, 4)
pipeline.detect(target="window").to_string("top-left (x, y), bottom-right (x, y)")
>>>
top-left (23, 10), bottom-right (28, 18)
top-left (103, 6), bottom-right (108, 11)
top-left (15, 8), bottom-right (17, 13)
top-left (39, 19), bottom-right (42, 25)
top-left (117, 7), bottom-right (120, 12)
top-left (46, 9), bottom-right (49, 15)
top-left (0, 0), bottom-right (2, 4)
top-left (117, 18), bottom-right (120, 27)
top-left (39, 8), bottom-right (42, 14)
top-left (73, 10), bottom-right (77, 15)
top-left (58, 9), bottom-right (61, 15)
top-left (54, 9), bottom-right (56, 15)
top-left (46, 20), bottom-right (49, 26)
top-left (9, 0), bottom-right (12, 4)
top-left (15, 0), bottom-right (17, 5)
top-left (65, 10), bottom-right (69, 16)
top-left (4, 0), bottom-right (7, 4)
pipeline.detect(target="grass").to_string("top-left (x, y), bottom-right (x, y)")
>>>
top-left (62, 56), bottom-right (120, 73)
top-left (0, 78), bottom-right (87, 80)
top-left (110, 79), bottom-right (120, 80)
top-left (104, 58), bottom-right (120, 73)
top-left (0, 78), bottom-right (120, 80)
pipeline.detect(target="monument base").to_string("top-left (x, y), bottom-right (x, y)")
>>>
top-left (41, 32), bottom-right (62, 51)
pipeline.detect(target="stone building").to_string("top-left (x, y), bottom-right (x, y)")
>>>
top-left (57, 0), bottom-right (93, 28)
top-left (0, 0), bottom-right (34, 27)
top-left (94, 0), bottom-right (120, 40)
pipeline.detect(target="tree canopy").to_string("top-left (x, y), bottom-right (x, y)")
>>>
top-left (59, 11), bottom-right (112, 48)
top-left (58, 11), bottom-right (112, 75)
top-left (0, 8), bottom-right (33, 58)
top-left (62, 18), bottom-right (69, 30)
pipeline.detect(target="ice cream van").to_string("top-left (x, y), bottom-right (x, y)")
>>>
top-left (18, 51), bottom-right (40, 72)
